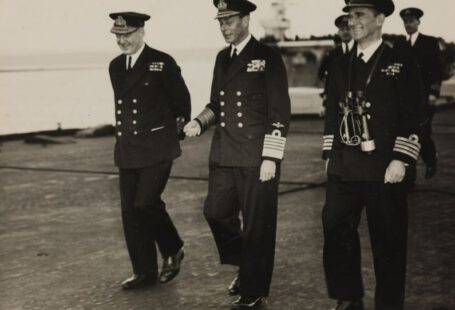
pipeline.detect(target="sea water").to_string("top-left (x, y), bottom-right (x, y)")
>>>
top-left (0, 50), bottom-right (216, 135)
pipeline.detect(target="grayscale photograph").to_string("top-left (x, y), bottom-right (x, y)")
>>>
top-left (0, 0), bottom-right (454, 309)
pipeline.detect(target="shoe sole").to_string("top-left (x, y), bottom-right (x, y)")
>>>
top-left (228, 290), bottom-right (240, 296)
top-left (231, 299), bottom-right (262, 309)
top-left (121, 279), bottom-right (157, 290)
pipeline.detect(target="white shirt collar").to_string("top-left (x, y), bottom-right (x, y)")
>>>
top-left (126, 43), bottom-right (145, 69)
top-left (407, 31), bottom-right (420, 46)
top-left (357, 39), bottom-right (383, 62)
top-left (231, 33), bottom-right (252, 57)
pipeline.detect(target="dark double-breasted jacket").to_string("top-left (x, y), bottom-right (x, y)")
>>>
top-left (318, 45), bottom-right (346, 102)
top-left (196, 37), bottom-right (291, 167)
top-left (323, 43), bottom-right (423, 182)
top-left (318, 45), bottom-right (344, 83)
top-left (395, 33), bottom-right (443, 97)
top-left (109, 45), bottom-right (191, 169)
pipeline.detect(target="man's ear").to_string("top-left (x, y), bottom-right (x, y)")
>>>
top-left (242, 14), bottom-right (250, 28)
top-left (376, 13), bottom-right (385, 27)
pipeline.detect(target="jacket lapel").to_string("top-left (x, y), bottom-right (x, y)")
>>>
top-left (367, 43), bottom-right (391, 90)
top-left (121, 45), bottom-right (149, 96)
top-left (412, 33), bottom-right (423, 50)
top-left (110, 55), bottom-right (127, 95)
top-left (221, 37), bottom-right (258, 88)
top-left (347, 43), bottom-right (389, 92)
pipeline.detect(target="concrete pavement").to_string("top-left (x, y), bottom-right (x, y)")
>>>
top-left (0, 109), bottom-right (454, 310)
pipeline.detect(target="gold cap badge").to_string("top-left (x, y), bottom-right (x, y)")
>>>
top-left (115, 16), bottom-right (127, 27)
top-left (218, 0), bottom-right (228, 10)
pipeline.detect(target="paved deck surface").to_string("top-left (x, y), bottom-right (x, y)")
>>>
top-left (1, 109), bottom-right (454, 310)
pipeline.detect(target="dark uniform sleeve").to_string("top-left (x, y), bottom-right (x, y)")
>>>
top-left (392, 55), bottom-right (423, 165)
top-left (318, 50), bottom-right (332, 83)
top-left (428, 37), bottom-right (444, 97)
top-left (195, 53), bottom-right (221, 132)
top-left (162, 56), bottom-right (191, 137)
top-left (322, 61), bottom-right (340, 160)
top-left (261, 49), bottom-right (291, 162)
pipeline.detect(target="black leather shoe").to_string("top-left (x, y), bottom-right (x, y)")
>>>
top-left (231, 296), bottom-right (263, 309)
top-left (228, 273), bottom-right (240, 296)
top-left (121, 273), bottom-right (157, 289)
top-left (332, 300), bottom-right (364, 310)
top-left (159, 247), bottom-right (184, 283)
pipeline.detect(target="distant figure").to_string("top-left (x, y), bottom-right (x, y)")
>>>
top-left (395, 7), bottom-right (444, 179)
top-left (184, 0), bottom-right (291, 309)
top-left (322, 0), bottom-right (423, 309)
top-left (108, 12), bottom-right (190, 289)
top-left (319, 14), bottom-right (355, 83)
top-left (318, 14), bottom-right (355, 115)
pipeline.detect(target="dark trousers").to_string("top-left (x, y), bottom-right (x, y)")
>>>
top-left (420, 105), bottom-right (437, 166)
top-left (203, 164), bottom-right (280, 297)
top-left (119, 161), bottom-right (183, 275)
top-left (322, 174), bottom-right (410, 310)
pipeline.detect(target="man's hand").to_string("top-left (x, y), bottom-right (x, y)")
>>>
top-left (384, 160), bottom-right (406, 184)
top-left (183, 120), bottom-right (201, 137)
top-left (260, 160), bottom-right (276, 182)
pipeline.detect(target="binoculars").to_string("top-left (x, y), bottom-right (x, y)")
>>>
top-left (339, 91), bottom-right (376, 153)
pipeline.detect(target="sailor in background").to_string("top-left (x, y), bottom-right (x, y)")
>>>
top-left (395, 7), bottom-right (444, 179)
top-left (318, 14), bottom-right (355, 116)
top-left (318, 14), bottom-right (355, 89)
top-left (184, 0), bottom-right (291, 308)
top-left (108, 12), bottom-right (190, 289)
top-left (322, 0), bottom-right (423, 309)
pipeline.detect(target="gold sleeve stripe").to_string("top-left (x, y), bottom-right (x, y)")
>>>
top-left (263, 135), bottom-right (287, 160)
top-left (195, 108), bottom-right (216, 130)
top-left (393, 136), bottom-right (421, 160)
top-left (323, 135), bottom-right (334, 151)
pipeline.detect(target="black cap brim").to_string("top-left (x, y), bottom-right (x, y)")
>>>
top-left (400, 8), bottom-right (424, 19)
top-left (342, 2), bottom-right (394, 17)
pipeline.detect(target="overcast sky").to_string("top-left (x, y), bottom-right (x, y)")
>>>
top-left (0, 0), bottom-right (454, 55)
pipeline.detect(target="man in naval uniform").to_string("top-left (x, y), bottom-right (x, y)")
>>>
top-left (108, 12), bottom-right (190, 289)
top-left (319, 14), bottom-right (355, 86)
top-left (395, 7), bottom-right (444, 179)
top-left (319, 14), bottom-right (355, 115)
top-left (184, 0), bottom-right (291, 308)
top-left (322, 1), bottom-right (423, 309)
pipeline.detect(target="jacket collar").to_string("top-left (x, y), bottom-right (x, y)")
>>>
top-left (222, 36), bottom-right (259, 87)
top-left (127, 43), bottom-right (146, 69)
top-left (230, 33), bottom-right (252, 57)
top-left (357, 39), bottom-right (383, 63)
top-left (120, 44), bottom-right (149, 95)
top-left (407, 31), bottom-right (420, 47)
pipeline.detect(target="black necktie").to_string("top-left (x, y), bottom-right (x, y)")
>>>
top-left (344, 43), bottom-right (349, 54)
top-left (127, 56), bottom-right (132, 70)
top-left (358, 52), bottom-right (364, 63)
top-left (227, 48), bottom-right (237, 68)
top-left (407, 37), bottom-right (412, 47)
top-left (231, 48), bottom-right (238, 61)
